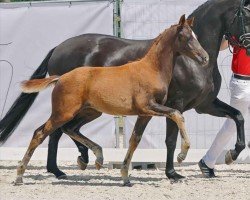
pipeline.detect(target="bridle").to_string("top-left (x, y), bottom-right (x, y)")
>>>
top-left (225, 0), bottom-right (250, 53)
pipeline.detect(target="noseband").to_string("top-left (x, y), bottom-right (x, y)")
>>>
top-left (225, 0), bottom-right (250, 54)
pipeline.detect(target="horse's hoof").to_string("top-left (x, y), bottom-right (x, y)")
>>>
top-left (14, 176), bottom-right (23, 186)
top-left (122, 180), bottom-right (132, 187)
top-left (166, 170), bottom-right (185, 181)
top-left (57, 174), bottom-right (68, 180)
top-left (48, 169), bottom-right (67, 179)
top-left (77, 156), bottom-right (88, 170)
top-left (225, 150), bottom-right (234, 165)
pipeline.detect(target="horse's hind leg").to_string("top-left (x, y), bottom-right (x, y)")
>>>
top-left (15, 119), bottom-right (59, 185)
top-left (47, 129), bottom-right (67, 179)
top-left (148, 101), bottom-right (190, 163)
top-left (61, 111), bottom-right (103, 170)
top-left (121, 116), bottom-right (151, 186)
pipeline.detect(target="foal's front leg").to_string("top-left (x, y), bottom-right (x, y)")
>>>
top-left (121, 116), bottom-right (152, 186)
top-left (148, 101), bottom-right (191, 162)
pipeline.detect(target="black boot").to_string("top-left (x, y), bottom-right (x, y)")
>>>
top-left (198, 159), bottom-right (216, 178)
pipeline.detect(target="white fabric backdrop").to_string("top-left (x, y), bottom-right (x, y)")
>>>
top-left (121, 0), bottom-right (250, 149)
top-left (0, 1), bottom-right (116, 148)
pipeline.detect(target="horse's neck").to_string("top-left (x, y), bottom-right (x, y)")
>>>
top-left (144, 28), bottom-right (177, 74)
top-left (191, 0), bottom-right (237, 61)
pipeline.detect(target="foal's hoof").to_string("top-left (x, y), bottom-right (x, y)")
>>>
top-left (122, 180), bottom-right (132, 187)
top-left (77, 156), bottom-right (88, 170)
top-left (95, 157), bottom-right (103, 170)
top-left (177, 153), bottom-right (186, 164)
top-left (95, 162), bottom-right (102, 170)
top-left (14, 176), bottom-right (23, 186)
top-left (225, 150), bottom-right (234, 165)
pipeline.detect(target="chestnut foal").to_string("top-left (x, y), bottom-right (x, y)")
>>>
top-left (15, 15), bottom-right (208, 185)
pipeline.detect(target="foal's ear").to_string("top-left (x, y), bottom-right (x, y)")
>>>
top-left (187, 17), bottom-right (195, 27)
top-left (178, 14), bottom-right (186, 26)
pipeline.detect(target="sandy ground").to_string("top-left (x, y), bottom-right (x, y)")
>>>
top-left (0, 160), bottom-right (249, 200)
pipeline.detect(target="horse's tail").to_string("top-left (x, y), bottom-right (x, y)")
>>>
top-left (0, 48), bottom-right (55, 144)
top-left (21, 76), bottom-right (59, 93)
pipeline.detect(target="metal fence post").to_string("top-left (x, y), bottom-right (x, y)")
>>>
top-left (113, 0), bottom-right (122, 148)
top-left (113, 0), bottom-right (121, 38)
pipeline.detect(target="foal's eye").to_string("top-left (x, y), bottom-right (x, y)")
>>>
top-left (178, 35), bottom-right (184, 41)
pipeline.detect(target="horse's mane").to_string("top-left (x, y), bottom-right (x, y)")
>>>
top-left (188, 0), bottom-right (213, 18)
top-left (188, 0), bottom-right (238, 19)
top-left (189, 0), bottom-right (240, 19)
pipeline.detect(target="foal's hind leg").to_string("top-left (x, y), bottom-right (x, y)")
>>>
top-left (61, 113), bottom-right (103, 170)
top-left (15, 119), bottom-right (60, 185)
top-left (47, 109), bottom-right (102, 179)
top-left (148, 101), bottom-right (190, 163)
top-left (71, 109), bottom-right (102, 170)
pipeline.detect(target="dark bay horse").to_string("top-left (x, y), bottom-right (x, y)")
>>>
top-left (0, 0), bottom-right (249, 180)
top-left (15, 16), bottom-right (208, 185)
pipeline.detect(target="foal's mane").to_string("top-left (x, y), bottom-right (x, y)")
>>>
top-left (146, 24), bottom-right (179, 55)
top-left (153, 24), bottom-right (179, 46)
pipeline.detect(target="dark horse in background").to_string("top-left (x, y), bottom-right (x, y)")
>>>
top-left (0, 0), bottom-right (249, 180)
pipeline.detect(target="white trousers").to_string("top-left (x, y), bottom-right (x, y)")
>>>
top-left (203, 76), bottom-right (250, 169)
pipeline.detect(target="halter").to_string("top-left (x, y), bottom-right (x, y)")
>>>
top-left (225, 0), bottom-right (250, 53)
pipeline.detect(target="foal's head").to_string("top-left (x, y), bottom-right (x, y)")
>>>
top-left (174, 15), bottom-right (209, 66)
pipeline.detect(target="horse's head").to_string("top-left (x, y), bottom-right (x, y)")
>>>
top-left (225, 0), bottom-right (250, 54)
top-left (175, 15), bottom-right (209, 66)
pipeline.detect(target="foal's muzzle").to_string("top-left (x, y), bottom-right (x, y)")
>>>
top-left (195, 52), bottom-right (209, 66)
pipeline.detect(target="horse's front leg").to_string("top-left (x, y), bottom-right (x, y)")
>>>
top-left (196, 98), bottom-right (246, 164)
top-left (165, 118), bottom-right (186, 181)
top-left (121, 116), bottom-right (152, 186)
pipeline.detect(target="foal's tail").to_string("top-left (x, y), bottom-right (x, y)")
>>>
top-left (21, 76), bottom-right (60, 93)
